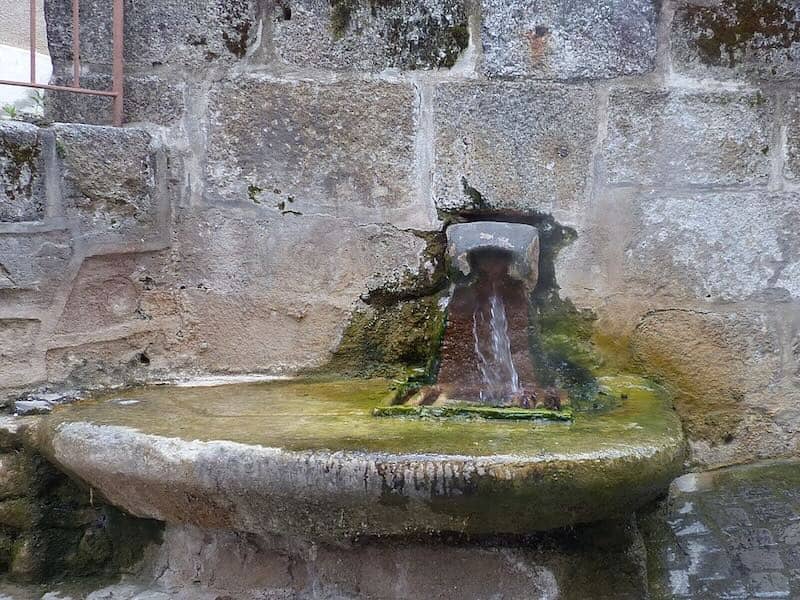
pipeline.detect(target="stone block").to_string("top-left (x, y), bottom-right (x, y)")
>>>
top-left (631, 308), bottom-right (782, 460)
top-left (45, 71), bottom-right (185, 126)
top-left (671, 0), bottom-right (800, 82)
top-left (625, 191), bottom-right (800, 302)
top-left (433, 82), bottom-right (597, 214)
top-left (205, 76), bottom-right (429, 229)
top-left (173, 209), bottom-right (427, 372)
top-left (0, 230), bottom-right (73, 309)
top-left (480, 0), bottom-right (659, 80)
top-left (605, 88), bottom-right (774, 187)
top-left (44, 0), bottom-right (258, 67)
top-left (0, 319), bottom-right (41, 388)
top-left (271, 0), bottom-right (469, 71)
top-left (54, 124), bottom-right (164, 247)
top-left (0, 122), bottom-right (45, 222)
top-left (55, 252), bottom-right (178, 335)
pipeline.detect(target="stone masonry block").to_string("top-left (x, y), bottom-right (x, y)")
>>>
top-left (433, 82), bottom-right (597, 214)
top-left (605, 88), bottom-right (774, 186)
top-left (0, 230), bottom-right (73, 309)
top-left (205, 76), bottom-right (427, 228)
top-left (45, 72), bottom-right (185, 127)
top-left (625, 191), bottom-right (800, 302)
top-left (671, 0), bottom-right (800, 82)
top-left (0, 122), bottom-right (45, 222)
top-left (271, 0), bottom-right (469, 71)
top-left (480, 0), bottom-right (659, 80)
top-left (44, 0), bottom-right (258, 68)
top-left (54, 124), bottom-right (163, 247)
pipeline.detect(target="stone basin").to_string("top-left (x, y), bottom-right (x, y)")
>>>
top-left (37, 376), bottom-right (685, 542)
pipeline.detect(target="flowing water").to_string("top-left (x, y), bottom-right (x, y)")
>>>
top-left (472, 286), bottom-right (521, 404)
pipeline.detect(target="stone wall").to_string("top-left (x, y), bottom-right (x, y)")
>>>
top-left (0, 0), bottom-right (797, 468)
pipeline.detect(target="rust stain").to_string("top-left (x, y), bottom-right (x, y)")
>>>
top-left (524, 25), bottom-right (550, 63)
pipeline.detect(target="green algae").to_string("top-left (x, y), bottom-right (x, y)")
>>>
top-left (44, 376), bottom-right (683, 459)
top-left (372, 404), bottom-right (574, 422)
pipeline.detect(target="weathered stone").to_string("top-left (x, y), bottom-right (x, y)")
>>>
top-left (480, 0), bottom-right (659, 80)
top-left (0, 320), bottom-right (42, 389)
top-left (173, 209), bottom-right (427, 372)
top-left (0, 122), bottom-right (45, 223)
top-left (447, 221), bottom-right (540, 287)
top-left (0, 230), bottom-right (73, 309)
top-left (631, 308), bottom-right (789, 466)
top-left (605, 88), bottom-right (774, 187)
top-left (55, 252), bottom-right (178, 335)
top-left (45, 72), bottom-right (185, 127)
top-left (54, 125), bottom-right (164, 247)
top-left (625, 191), bottom-right (800, 302)
top-left (44, 0), bottom-right (258, 67)
top-left (45, 332), bottom-right (172, 389)
top-left (271, 0), bottom-right (469, 71)
top-left (642, 461), bottom-right (800, 599)
top-left (13, 400), bottom-right (53, 416)
top-left (205, 77), bottom-right (431, 229)
top-left (671, 0), bottom-right (800, 82)
top-left (433, 83), bottom-right (597, 214)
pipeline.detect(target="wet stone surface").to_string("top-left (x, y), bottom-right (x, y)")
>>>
top-left (646, 460), bottom-right (800, 599)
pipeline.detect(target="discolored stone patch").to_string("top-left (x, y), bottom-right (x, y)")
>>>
top-left (671, 0), bottom-right (800, 82)
top-left (0, 122), bottom-right (45, 223)
top-left (480, 0), bottom-right (659, 80)
top-left (605, 88), bottom-right (774, 187)
top-left (271, 0), bottom-right (469, 71)
top-left (433, 82), bottom-right (597, 214)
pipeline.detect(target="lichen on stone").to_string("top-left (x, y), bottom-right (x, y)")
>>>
top-left (684, 0), bottom-right (800, 68)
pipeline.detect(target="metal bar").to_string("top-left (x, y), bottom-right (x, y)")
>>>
top-left (0, 80), bottom-right (118, 97)
top-left (29, 0), bottom-right (36, 82)
top-left (72, 0), bottom-right (80, 86)
top-left (111, 0), bottom-right (124, 126)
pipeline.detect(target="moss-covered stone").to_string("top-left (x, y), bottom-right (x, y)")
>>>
top-left (373, 403), bottom-right (574, 421)
top-left (320, 296), bottom-right (446, 379)
top-left (684, 0), bottom-right (799, 68)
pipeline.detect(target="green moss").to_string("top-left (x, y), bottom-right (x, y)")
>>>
top-left (373, 404), bottom-right (574, 422)
top-left (686, 0), bottom-right (800, 68)
top-left (317, 295), bottom-right (446, 379)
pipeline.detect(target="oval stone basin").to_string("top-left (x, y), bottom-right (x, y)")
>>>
top-left (39, 376), bottom-right (685, 542)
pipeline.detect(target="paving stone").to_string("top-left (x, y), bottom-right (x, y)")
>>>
top-left (480, 0), bottom-right (659, 80)
top-left (605, 88), bottom-right (774, 187)
top-left (643, 461), bottom-right (800, 599)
